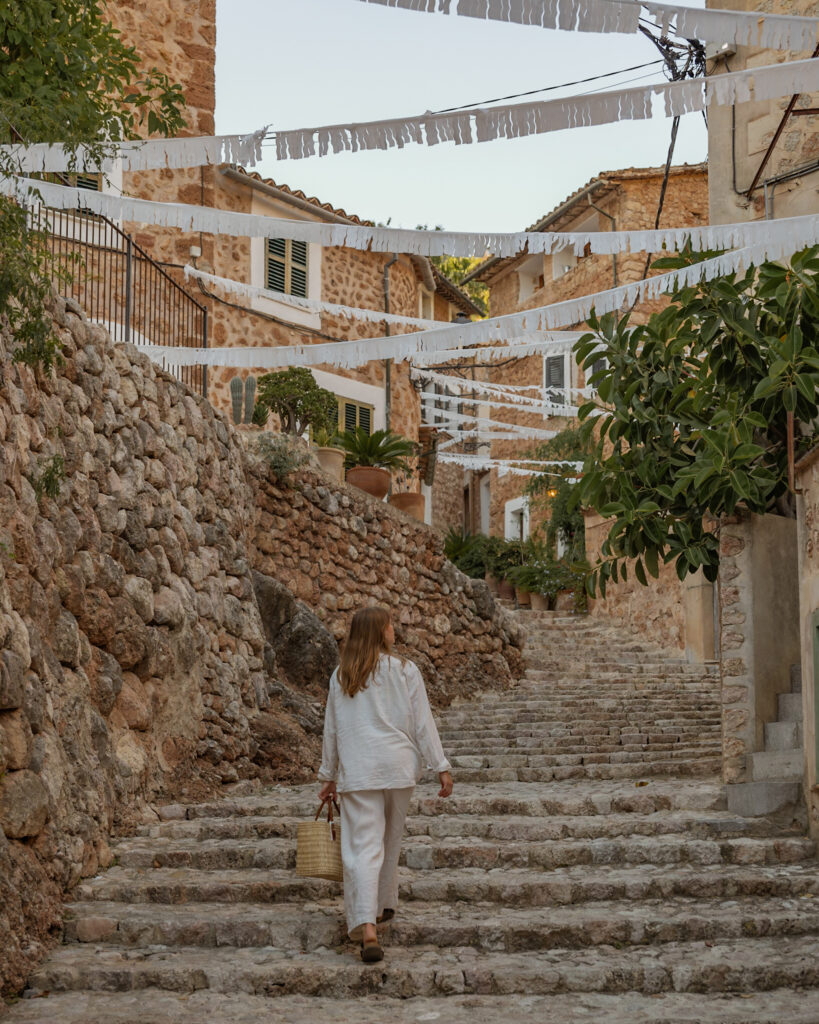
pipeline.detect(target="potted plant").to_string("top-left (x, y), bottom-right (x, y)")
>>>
top-left (340, 427), bottom-right (416, 500)
top-left (486, 540), bottom-right (519, 602)
top-left (312, 426), bottom-right (345, 483)
top-left (389, 470), bottom-right (426, 521)
top-left (506, 562), bottom-right (539, 608)
top-left (482, 536), bottom-right (505, 594)
top-left (254, 367), bottom-right (337, 438)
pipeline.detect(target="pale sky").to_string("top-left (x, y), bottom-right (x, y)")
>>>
top-left (215, 0), bottom-right (708, 233)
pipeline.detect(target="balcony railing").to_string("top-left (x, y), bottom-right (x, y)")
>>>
top-left (29, 203), bottom-right (208, 397)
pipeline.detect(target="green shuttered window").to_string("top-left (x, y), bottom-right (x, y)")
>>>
top-left (266, 238), bottom-right (309, 298)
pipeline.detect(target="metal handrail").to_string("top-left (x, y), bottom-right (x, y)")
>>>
top-left (30, 198), bottom-right (208, 397)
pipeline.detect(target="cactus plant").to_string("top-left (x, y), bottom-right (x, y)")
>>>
top-left (243, 376), bottom-right (257, 424)
top-left (229, 377), bottom-right (243, 425)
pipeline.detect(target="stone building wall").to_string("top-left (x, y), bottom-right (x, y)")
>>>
top-left (108, 2), bottom-right (430, 445)
top-left (719, 512), bottom-right (801, 784)
top-left (796, 448), bottom-right (819, 836)
top-left (0, 302), bottom-right (522, 995)
top-left (707, 0), bottom-right (819, 226)
top-left (483, 166), bottom-right (709, 538)
top-left (250, 467), bottom-right (524, 707)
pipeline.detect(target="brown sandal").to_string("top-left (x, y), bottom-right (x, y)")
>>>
top-left (361, 940), bottom-right (384, 963)
top-left (376, 909), bottom-right (395, 925)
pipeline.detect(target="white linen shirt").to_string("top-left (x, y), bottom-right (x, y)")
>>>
top-left (318, 654), bottom-right (451, 793)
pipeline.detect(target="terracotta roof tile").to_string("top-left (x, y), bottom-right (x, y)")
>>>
top-left (234, 167), bottom-right (375, 226)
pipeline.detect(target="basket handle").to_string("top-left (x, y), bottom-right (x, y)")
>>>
top-left (315, 797), bottom-right (341, 823)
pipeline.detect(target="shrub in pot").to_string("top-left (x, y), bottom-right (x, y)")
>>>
top-left (341, 427), bottom-right (416, 500)
top-left (254, 367), bottom-right (337, 437)
top-left (443, 530), bottom-right (491, 579)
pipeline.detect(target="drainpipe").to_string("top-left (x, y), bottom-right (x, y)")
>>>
top-left (383, 253), bottom-right (399, 431)
top-left (588, 196), bottom-right (617, 288)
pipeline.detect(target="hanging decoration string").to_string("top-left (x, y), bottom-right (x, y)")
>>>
top-left (0, 129), bottom-right (268, 175)
top-left (354, 0), bottom-right (818, 51)
top-left (9, 174), bottom-right (819, 262)
top-left (272, 56), bottom-right (819, 161)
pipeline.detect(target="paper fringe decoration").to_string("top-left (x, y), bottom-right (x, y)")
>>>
top-left (2, 130), bottom-right (267, 175)
top-left (9, 174), bottom-right (819, 263)
top-left (183, 265), bottom-right (440, 330)
top-left (411, 337), bottom-right (584, 364)
top-left (435, 451), bottom-right (582, 471)
top-left (417, 373), bottom-right (581, 411)
top-left (356, 0), bottom-right (819, 51)
top-left (419, 389), bottom-right (575, 415)
top-left (274, 57), bottom-right (819, 161)
top-left (114, 243), bottom-right (768, 370)
top-left (421, 405), bottom-right (564, 436)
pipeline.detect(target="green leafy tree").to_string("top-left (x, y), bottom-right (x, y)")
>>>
top-left (416, 224), bottom-right (488, 314)
top-left (0, 0), bottom-right (187, 370)
top-left (525, 424), bottom-right (594, 562)
top-left (572, 247), bottom-right (819, 596)
top-left (255, 367), bottom-right (338, 436)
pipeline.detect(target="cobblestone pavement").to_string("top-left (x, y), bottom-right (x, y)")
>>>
top-left (7, 611), bottom-right (819, 1022)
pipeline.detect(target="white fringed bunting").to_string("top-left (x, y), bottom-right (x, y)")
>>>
top-left (274, 57), bottom-right (819, 161)
top-left (356, 0), bottom-right (819, 51)
top-left (9, 175), bottom-right (819, 262)
top-left (1, 130), bottom-right (267, 175)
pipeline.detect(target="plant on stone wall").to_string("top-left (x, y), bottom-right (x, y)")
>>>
top-left (0, 0), bottom-right (187, 372)
top-left (255, 367), bottom-right (337, 437)
top-left (31, 453), bottom-right (64, 503)
top-left (443, 529), bottom-right (489, 579)
top-left (256, 433), bottom-right (309, 483)
top-left (571, 246), bottom-right (819, 597)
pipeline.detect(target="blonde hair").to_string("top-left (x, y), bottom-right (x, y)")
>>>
top-left (339, 606), bottom-right (392, 697)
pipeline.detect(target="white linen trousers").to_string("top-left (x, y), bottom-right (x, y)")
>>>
top-left (340, 787), bottom-right (414, 940)
top-left (318, 654), bottom-right (451, 938)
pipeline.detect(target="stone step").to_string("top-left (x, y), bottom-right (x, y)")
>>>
top-left (112, 833), bottom-right (815, 874)
top-left (138, 808), bottom-right (790, 845)
top-left (443, 737), bottom-right (721, 753)
top-left (449, 759), bottom-right (724, 782)
top-left (9, 988), bottom-right (819, 1024)
top-left (173, 780), bottom-right (728, 822)
top-left (764, 720), bottom-right (803, 752)
top-left (778, 692), bottom-right (803, 723)
top-left (62, 895), bottom-right (819, 953)
top-left (27, 936), bottom-right (819, 999)
top-left (438, 721), bottom-right (723, 737)
top-left (76, 861), bottom-right (819, 909)
top-left (750, 750), bottom-right (804, 783)
top-left (448, 747), bottom-right (723, 769)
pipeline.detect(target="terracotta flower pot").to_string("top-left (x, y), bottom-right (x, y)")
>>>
top-left (389, 491), bottom-right (426, 521)
top-left (484, 573), bottom-right (500, 595)
top-left (346, 465), bottom-right (391, 499)
top-left (554, 589), bottom-right (576, 612)
top-left (498, 579), bottom-right (515, 601)
top-left (315, 446), bottom-right (345, 483)
top-left (530, 592), bottom-right (550, 611)
top-left (515, 587), bottom-right (531, 607)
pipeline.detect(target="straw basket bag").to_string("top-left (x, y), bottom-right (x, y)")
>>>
top-left (296, 798), bottom-right (343, 883)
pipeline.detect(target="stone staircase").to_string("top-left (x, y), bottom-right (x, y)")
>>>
top-left (7, 611), bottom-right (819, 1022)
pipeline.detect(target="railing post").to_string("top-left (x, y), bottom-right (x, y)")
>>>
top-left (124, 236), bottom-right (133, 344)
top-left (202, 307), bottom-right (209, 400)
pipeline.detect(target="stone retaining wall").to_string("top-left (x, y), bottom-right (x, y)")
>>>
top-left (0, 299), bottom-right (522, 994)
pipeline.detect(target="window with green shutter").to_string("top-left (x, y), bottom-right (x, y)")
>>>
top-left (339, 399), bottom-right (373, 436)
top-left (544, 354), bottom-right (567, 405)
top-left (266, 238), bottom-right (309, 298)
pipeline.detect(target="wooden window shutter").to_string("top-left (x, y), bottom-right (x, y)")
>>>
top-left (358, 405), bottom-right (372, 436)
top-left (545, 355), bottom-right (566, 403)
top-left (344, 402), bottom-right (358, 433)
top-left (266, 238), bottom-right (308, 297)
top-left (290, 240), bottom-right (309, 298)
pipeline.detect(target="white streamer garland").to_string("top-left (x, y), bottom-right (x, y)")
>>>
top-left (273, 57), bottom-right (819, 161)
top-left (9, 174), bottom-right (819, 262)
top-left (355, 0), bottom-right (819, 51)
top-left (1, 130), bottom-right (268, 175)
top-left (183, 264), bottom-right (440, 330)
top-left (419, 390), bottom-right (574, 416)
top-left (422, 405), bottom-right (563, 436)
top-left (114, 244), bottom-right (777, 370)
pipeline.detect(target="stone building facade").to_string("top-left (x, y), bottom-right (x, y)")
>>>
top-left (707, 0), bottom-right (819, 225)
top-left (98, 1), bottom-right (480, 458)
top-left (458, 164), bottom-right (709, 544)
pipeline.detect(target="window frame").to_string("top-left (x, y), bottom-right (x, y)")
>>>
top-left (265, 237), bottom-right (309, 298)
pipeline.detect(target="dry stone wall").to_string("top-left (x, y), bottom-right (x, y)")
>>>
top-left (250, 463), bottom-right (524, 707)
top-left (0, 300), bottom-right (521, 994)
